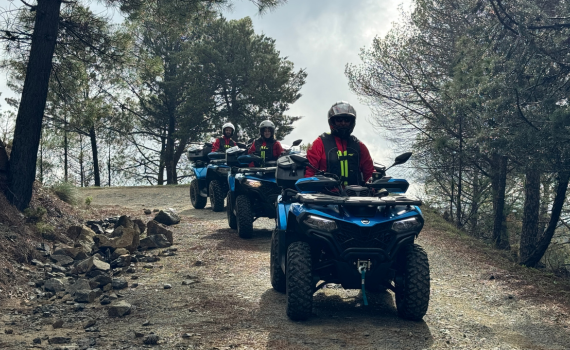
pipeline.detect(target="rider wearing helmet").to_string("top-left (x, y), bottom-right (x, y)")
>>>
top-left (248, 120), bottom-right (284, 166)
top-left (211, 122), bottom-right (237, 152)
top-left (305, 101), bottom-right (374, 185)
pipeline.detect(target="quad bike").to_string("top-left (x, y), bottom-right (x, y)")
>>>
top-left (271, 152), bottom-right (430, 321)
top-left (187, 144), bottom-right (230, 212)
top-left (225, 140), bottom-right (302, 238)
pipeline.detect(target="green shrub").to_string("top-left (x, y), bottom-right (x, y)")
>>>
top-left (23, 206), bottom-right (47, 223)
top-left (51, 182), bottom-right (78, 205)
top-left (36, 222), bottom-right (56, 240)
top-left (85, 196), bottom-right (93, 206)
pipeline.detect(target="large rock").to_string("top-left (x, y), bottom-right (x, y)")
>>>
top-left (108, 301), bottom-right (131, 317)
top-left (94, 226), bottom-right (139, 253)
top-left (89, 274), bottom-right (112, 289)
top-left (146, 221), bottom-right (173, 244)
top-left (67, 226), bottom-right (97, 255)
top-left (72, 256), bottom-right (110, 275)
top-left (67, 278), bottom-right (91, 295)
top-left (153, 208), bottom-right (180, 226)
top-left (133, 219), bottom-right (146, 234)
top-left (111, 278), bottom-right (128, 290)
top-left (139, 234), bottom-right (172, 250)
top-left (44, 278), bottom-right (65, 293)
top-left (50, 254), bottom-right (74, 267)
top-left (111, 248), bottom-right (129, 261)
top-left (74, 290), bottom-right (96, 303)
top-left (53, 245), bottom-right (88, 260)
top-left (111, 255), bottom-right (131, 269)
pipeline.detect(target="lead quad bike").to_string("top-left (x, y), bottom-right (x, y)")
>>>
top-left (226, 140), bottom-right (302, 238)
top-left (187, 144), bottom-right (231, 212)
top-left (271, 152), bottom-right (430, 321)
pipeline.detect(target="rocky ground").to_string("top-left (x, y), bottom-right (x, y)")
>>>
top-left (0, 184), bottom-right (570, 349)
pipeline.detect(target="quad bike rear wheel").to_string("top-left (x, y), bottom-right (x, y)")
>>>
top-left (209, 180), bottom-right (226, 212)
top-left (190, 180), bottom-right (207, 209)
top-left (227, 191), bottom-right (237, 230)
top-left (270, 229), bottom-right (286, 293)
top-left (395, 244), bottom-right (430, 321)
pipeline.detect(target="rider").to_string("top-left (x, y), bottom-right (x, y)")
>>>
top-left (248, 120), bottom-right (284, 166)
top-left (305, 101), bottom-right (374, 186)
top-left (211, 122), bottom-right (237, 152)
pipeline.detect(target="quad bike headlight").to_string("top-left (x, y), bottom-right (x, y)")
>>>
top-left (245, 179), bottom-right (262, 188)
top-left (391, 217), bottom-right (421, 233)
top-left (304, 215), bottom-right (337, 232)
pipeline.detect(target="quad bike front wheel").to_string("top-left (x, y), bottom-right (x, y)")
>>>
top-left (209, 180), bottom-right (226, 212)
top-left (227, 191), bottom-right (237, 230)
top-left (270, 229), bottom-right (286, 293)
top-left (190, 180), bottom-right (207, 209)
top-left (235, 195), bottom-right (253, 238)
top-left (286, 241), bottom-right (313, 321)
top-left (395, 244), bottom-right (430, 321)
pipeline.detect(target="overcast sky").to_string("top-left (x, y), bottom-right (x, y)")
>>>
top-left (0, 0), bottom-right (413, 167)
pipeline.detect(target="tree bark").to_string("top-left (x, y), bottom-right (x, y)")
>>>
top-left (7, 0), bottom-right (63, 210)
top-left (89, 126), bottom-right (100, 186)
top-left (469, 168), bottom-right (480, 237)
top-left (519, 169), bottom-right (541, 263)
top-left (492, 154), bottom-right (510, 250)
top-left (456, 115), bottom-right (463, 228)
top-left (521, 171), bottom-right (570, 267)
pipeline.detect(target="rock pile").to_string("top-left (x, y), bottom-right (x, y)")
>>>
top-left (30, 209), bottom-right (180, 316)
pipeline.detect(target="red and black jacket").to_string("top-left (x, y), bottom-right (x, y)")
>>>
top-left (306, 133), bottom-right (374, 185)
top-left (248, 138), bottom-right (284, 166)
top-left (211, 136), bottom-right (237, 152)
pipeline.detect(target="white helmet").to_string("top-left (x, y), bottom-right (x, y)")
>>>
top-left (222, 122), bottom-right (235, 137)
top-left (259, 120), bottom-right (275, 139)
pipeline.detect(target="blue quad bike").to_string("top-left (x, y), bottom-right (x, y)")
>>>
top-left (225, 140), bottom-right (302, 238)
top-left (187, 144), bottom-right (231, 212)
top-left (271, 152), bottom-right (430, 321)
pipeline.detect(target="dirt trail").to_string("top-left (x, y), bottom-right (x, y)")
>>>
top-left (1, 185), bottom-right (570, 349)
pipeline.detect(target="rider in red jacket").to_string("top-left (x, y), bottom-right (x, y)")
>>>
top-left (306, 101), bottom-right (374, 185)
top-left (211, 122), bottom-right (237, 152)
top-left (248, 120), bottom-right (283, 166)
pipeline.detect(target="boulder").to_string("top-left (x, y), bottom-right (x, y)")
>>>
top-left (44, 279), bottom-right (65, 293)
top-left (69, 226), bottom-right (97, 255)
top-left (139, 234), bottom-right (171, 250)
top-left (94, 225), bottom-right (139, 253)
top-left (67, 278), bottom-right (91, 295)
top-left (53, 245), bottom-right (87, 260)
top-left (89, 274), bottom-right (112, 289)
top-left (50, 254), bottom-right (74, 267)
top-left (74, 290), bottom-right (96, 303)
top-left (111, 248), bottom-right (129, 261)
top-left (108, 301), bottom-right (131, 317)
top-left (133, 218), bottom-right (146, 234)
top-left (111, 278), bottom-right (128, 290)
top-left (153, 208), bottom-right (180, 226)
top-left (72, 257), bottom-right (110, 275)
top-left (146, 221), bottom-right (173, 244)
top-left (111, 255), bottom-right (131, 269)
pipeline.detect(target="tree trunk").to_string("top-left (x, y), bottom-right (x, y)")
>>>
top-left (79, 135), bottom-right (84, 187)
top-left (108, 142), bottom-right (111, 187)
top-left (89, 126), bottom-right (100, 187)
top-left (469, 168), bottom-right (480, 237)
top-left (157, 133), bottom-right (166, 185)
top-left (519, 169), bottom-right (541, 263)
top-left (538, 175), bottom-right (551, 236)
top-left (521, 171), bottom-right (570, 267)
top-left (6, 0), bottom-right (62, 210)
top-left (165, 112), bottom-right (177, 185)
top-left (491, 154), bottom-right (510, 249)
top-left (64, 127), bottom-right (68, 182)
top-left (456, 115), bottom-right (463, 228)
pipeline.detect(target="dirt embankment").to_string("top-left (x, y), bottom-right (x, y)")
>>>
top-left (0, 185), bottom-right (569, 349)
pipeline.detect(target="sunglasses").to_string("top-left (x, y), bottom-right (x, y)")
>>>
top-left (333, 117), bottom-right (353, 124)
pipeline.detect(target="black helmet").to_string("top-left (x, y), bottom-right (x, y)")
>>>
top-left (328, 101), bottom-right (356, 139)
top-left (259, 120), bottom-right (275, 140)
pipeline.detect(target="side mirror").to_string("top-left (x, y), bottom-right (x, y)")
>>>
top-left (394, 152), bottom-right (412, 165)
top-left (292, 139), bottom-right (302, 146)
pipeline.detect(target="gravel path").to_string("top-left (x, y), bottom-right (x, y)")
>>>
top-left (0, 185), bottom-right (569, 349)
